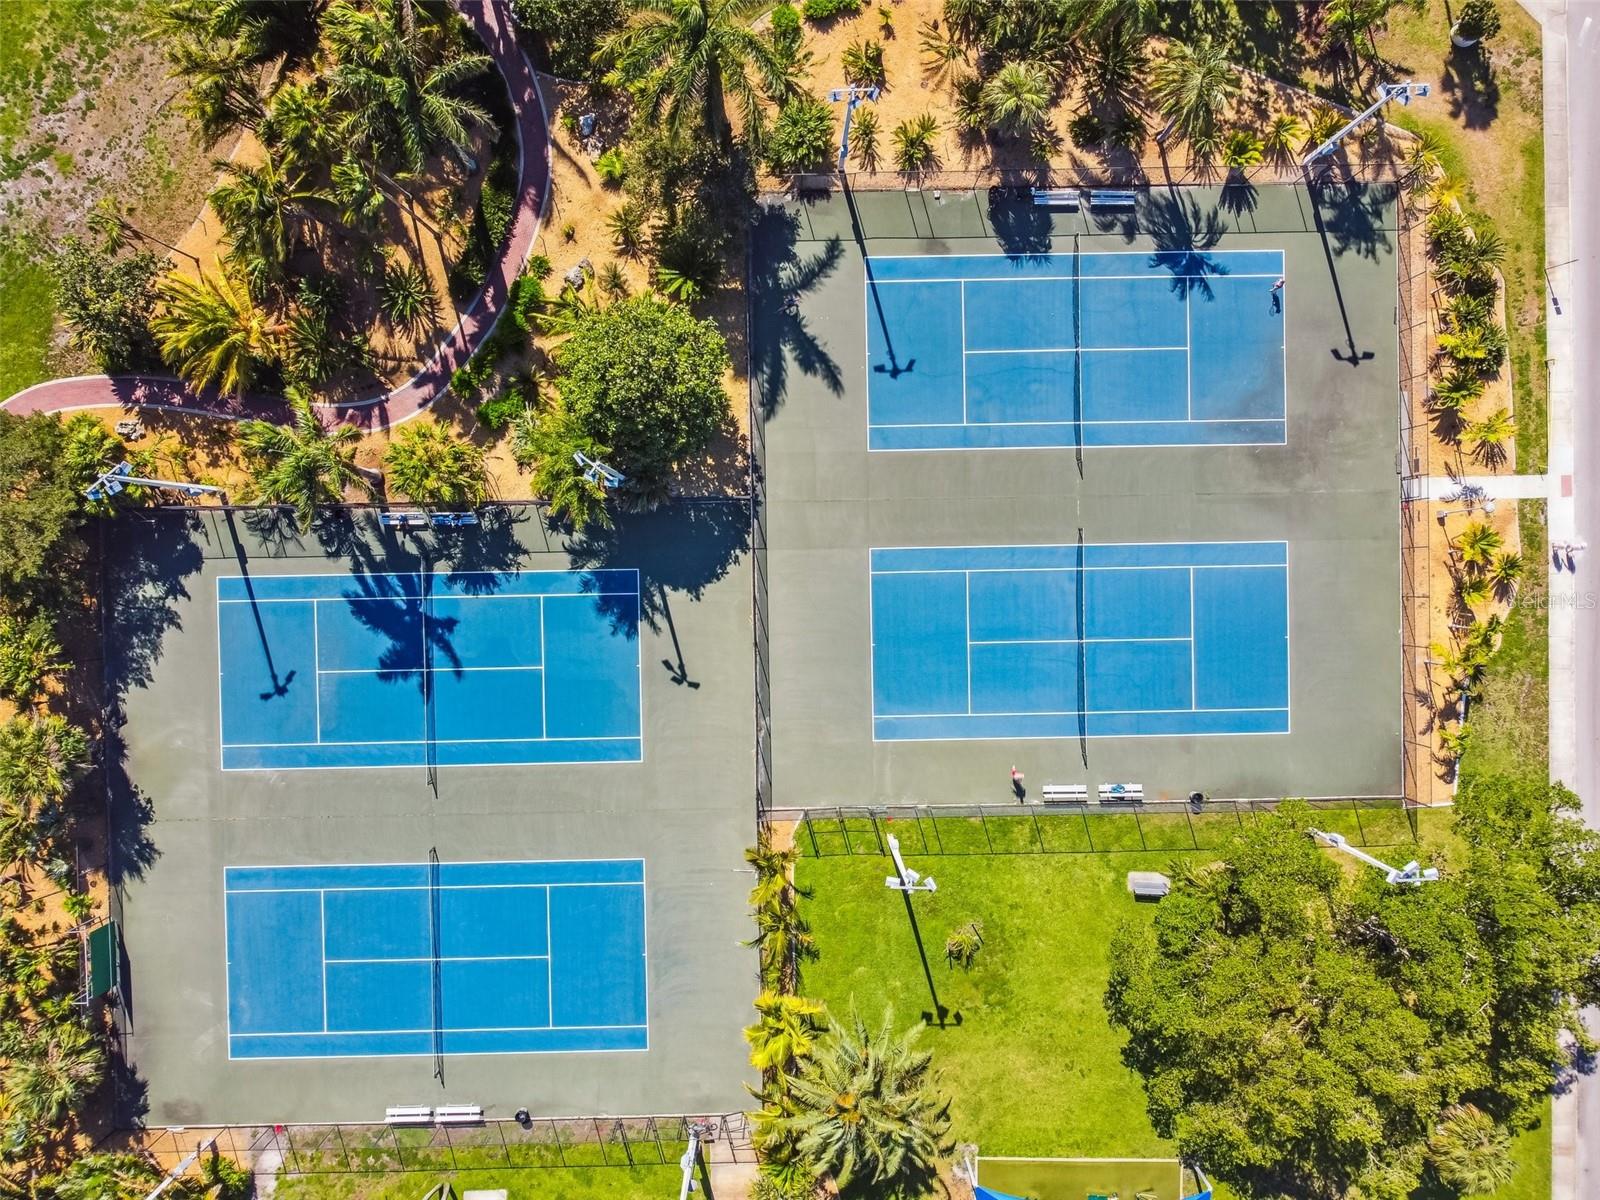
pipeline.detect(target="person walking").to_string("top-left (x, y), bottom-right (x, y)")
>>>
top-left (1270, 277), bottom-right (1285, 313)
top-left (1010, 765), bottom-right (1025, 799)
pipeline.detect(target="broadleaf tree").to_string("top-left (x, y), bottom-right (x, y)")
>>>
top-left (1105, 785), bottom-right (1600, 1200)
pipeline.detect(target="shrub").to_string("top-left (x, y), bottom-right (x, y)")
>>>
top-left (383, 423), bottom-right (487, 509)
top-left (952, 74), bottom-right (987, 136)
top-left (554, 295), bottom-right (730, 486)
top-left (982, 59), bottom-right (1053, 136)
top-left (450, 366), bottom-right (480, 401)
top-left (477, 376), bottom-right (534, 432)
top-left (379, 260), bottom-right (438, 337)
top-left (1221, 129), bottom-right (1264, 169)
top-left (766, 97), bottom-right (836, 173)
top-left (607, 198), bottom-right (650, 258)
top-left (801, 0), bottom-right (860, 21)
top-left (945, 921), bottom-right (983, 968)
top-left (841, 38), bottom-right (887, 88)
top-left (526, 254), bottom-right (553, 280)
top-left (51, 237), bottom-right (161, 371)
top-left (0, 610), bottom-right (65, 703)
top-left (770, 1), bottom-right (802, 56)
top-left (595, 146), bottom-right (627, 187)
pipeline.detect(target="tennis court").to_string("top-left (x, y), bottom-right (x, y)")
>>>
top-left (866, 249), bottom-right (1286, 450)
top-left (871, 542), bottom-right (1289, 740)
top-left (217, 569), bottom-right (642, 770)
top-left (224, 859), bottom-right (648, 1059)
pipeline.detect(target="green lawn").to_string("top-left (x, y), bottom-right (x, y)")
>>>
top-left (0, 236), bottom-right (54, 399)
top-left (1495, 1100), bottom-right (1554, 1200)
top-left (274, 1166), bottom-right (682, 1200)
top-left (795, 851), bottom-right (1196, 1157)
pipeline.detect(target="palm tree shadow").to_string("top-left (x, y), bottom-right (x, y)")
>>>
top-left (1141, 192), bottom-right (1229, 300)
top-left (339, 568), bottom-right (464, 682)
top-left (564, 501), bottom-right (751, 637)
top-left (750, 206), bottom-right (846, 417)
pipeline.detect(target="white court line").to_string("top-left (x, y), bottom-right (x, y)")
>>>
top-left (964, 572), bottom-right (972, 714)
top-left (545, 885), bottom-right (554, 1029)
top-left (867, 248), bottom-right (1287, 261)
top-left (538, 597), bottom-right (548, 740)
top-left (220, 734), bottom-right (639, 748)
top-left (231, 1022), bottom-right (647, 1038)
top-left (324, 954), bottom-right (550, 964)
top-left (1185, 285), bottom-right (1193, 419)
top-left (964, 344), bottom-right (1187, 355)
top-left (218, 591), bottom-right (638, 604)
top-left (969, 637), bottom-right (1190, 645)
top-left (320, 891), bottom-right (328, 1032)
top-left (874, 705), bottom-right (1291, 719)
top-left (227, 883), bottom-right (649, 896)
top-left (311, 605), bottom-right (324, 743)
top-left (869, 273), bottom-right (1286, 284)
top-left (959, 280), bottom-right (968, 422)
top-left (869, 416), bottom-right (1284, 427)
top-left (871, 564), bottom-right (1286, 576)
top-left (1189, 568), bottom-right (1198, 710)
top-left (313, 665), bottom-right (543, 674)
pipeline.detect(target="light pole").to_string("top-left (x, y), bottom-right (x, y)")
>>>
top-left (1308, 828), bottom-right (1440, 885)
top-left (85, 461), bottom-right (227, 504)
top-left (572, 452), bottom-right (625, 489)
top-left (884, 834), bottom-right (935, 893)
top-left (1301, 81), bottom-right (1430, 168)
top-left (1437, 498), bottom-right (1496, 523)
top-left (828, 84), bottom-right (880, 174)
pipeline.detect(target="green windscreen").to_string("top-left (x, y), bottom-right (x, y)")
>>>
top-left (87, 921), bottom-right (119, 996)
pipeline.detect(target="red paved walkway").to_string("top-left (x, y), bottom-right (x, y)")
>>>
top-left (1, 0), bottom-right (548, 431)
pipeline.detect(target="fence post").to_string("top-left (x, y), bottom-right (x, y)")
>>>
top-left (804, 812), bottom-right (819, 857)
top-left (1351, 798), bottom-right (1368, 846)
top-left (1135, 809), bottom-right (1147, 851)
top-left (1082, 806), bottom-right (1093, 852)
top-left (840, 808), bottom-right (853, 855)
top-left (872, 810), bottom-right (885, 854)
top-left (980, 810), bottom-right (995, 853)
top-left (1029, 807), bottom-right (1043, 852)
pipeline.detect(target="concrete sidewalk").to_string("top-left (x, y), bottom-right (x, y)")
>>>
top-left (1418, 473), bottom-right (1552, 500)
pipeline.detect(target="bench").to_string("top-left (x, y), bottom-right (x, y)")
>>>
top-left (1088, 188), bottom-right (1138, 209)
top-left (1031, 187), bottom-right (1080, 209)
top-left (1127, 871), bottom-right (1171, 899)
top-left (385, 1106), bottom-right (433, 1125)
top-left (429, 511), bottom-right (479, 527)
top-left (1039, 783), bottom-right (1090, 804)
top-left (435, 1104), bottom-right (484, 1125)
top-left (1098, 782), bottom-right (1145, 803)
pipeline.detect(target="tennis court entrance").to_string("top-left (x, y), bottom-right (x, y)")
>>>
top-left (224, 859), bottom-right (648, 1060)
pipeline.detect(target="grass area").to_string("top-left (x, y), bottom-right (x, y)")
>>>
top-left (795, 851), bottom-right (1199, 1157)
top-left (274, 1166), bottom-right (682, 1200)
top-left (0, 235), bottom-right (54, 399)
top-left (1461, 501), bottom-right (1551, 783)
top-left (977, 1157), bottom-right (1193, 1200)
top-left (1494, 1099), bottom-right (1554, 1200)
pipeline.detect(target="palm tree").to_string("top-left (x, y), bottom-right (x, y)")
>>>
top-left (1221, 129), bottom-right (1264, 170)
top-left (982, 61), bottom-right (1053, 136)
top-left (383, 422), bottom-right (487, 509)
top-left (330, 155), bottom-right (386, 230)
top-left (1431, 368), bottom-right (1485, 412)
top-left (749, 891), bottom-right (816, 987)
top-left (1455, 520), bottom-right (1504, 569)
top-left (0, 1020), bottom-right (104, 1132)
top-left (1429, 1105), bottom-right (1516, 1196)
top-left (237, 393), bottom-right (372, 531)
top-left (325, 0), bottom-right (495, 172)
top-left (1488, 551), bottom-right (1524, 599)
top-left (1262, 113), bottom-right (1305, 164)
top-left (1467, 407), bottom-right (1516, 466)
top-left (892, 112), bottom-right (940, 175)
top-left (601, 0), bottom-right (790, 149)
top-left (165, 34), bottom-right (272, 142)
top-left (1457, 573), bottom-right (1494, 609)
top-left (511, 401), bottom-right (614, 532)
top-left (1440, 227), bottom-right (1506, 293)
top-left (1429, 640), bottom-right (1488, 699)
top-left (152, 266), bottom-right (285, 395)
top-left (49, 1153), bottom-right (166, 1200)
top-left (745, 833), bottom-right (798, 909)
top-left (767, 1007), bottom-right (951, 1194)
top-left (1080, 21), bottom-right (1147, 116)
top-left (261, 82), bottom-right (337, 173)
top-left (379, 259), bottom-right (439, 338)
top-left (1404, 128), bottom-right (1447, 189)
top-left (1463, 615), bottom-right (1505, 663)
top-left (745, 990), bottom-right (825, 1082)
top-left (850, 106), bottom-right (881, 171)
top-left (0, 714), bottom-right (90, 868)
top-left (208, 154), bottom-right (325, 295)
top-left (1150, 37), bottom-right (1240, 148)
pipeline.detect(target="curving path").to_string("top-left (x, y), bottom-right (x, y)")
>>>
top-left (1, 0), bottom-right (549, 431)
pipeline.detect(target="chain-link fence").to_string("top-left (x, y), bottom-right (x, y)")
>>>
top-left (107, 1113), bottom-right (754, 1176)
top-left (1395, 184), bottom-right (1437, 808)
top-left (777, 797), bottom-right (1418, 859)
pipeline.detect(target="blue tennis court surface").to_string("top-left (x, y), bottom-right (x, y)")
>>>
top-left (871, 543), bottom-right (1289, 740)
top-left (866, 250), bottom-right (1287, 450)
top-left (225, 859), bottom-right (647, 1059)
top-left (217, 570), bottom-right (641, 770)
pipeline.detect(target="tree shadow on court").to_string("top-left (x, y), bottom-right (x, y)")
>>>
top-left (563, 500), bottom-right (751, 639)
top-left (1221, 172), bottom-right (1260, 218)
top-left (986, 187), bottom-right (1053, 258)
top-left (98, 510), bottom-right (211, 888)
top-left (1306, 176), bottom-right (1395, 263)
top-left (335, 544), bottom-right (466, 681)
top-left (750, 206), bottom-right (846, 417)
